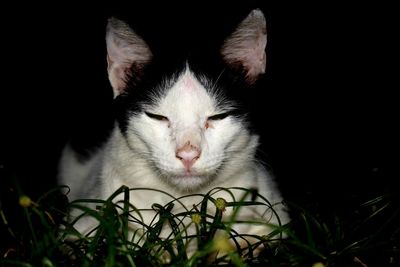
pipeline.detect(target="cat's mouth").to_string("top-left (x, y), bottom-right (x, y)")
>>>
top-left (176, 170), bottom-right (203, 179)
top-left (158, 162), bottom-right (220, 182)
top-left (155, 162), bottom-right (217, 186)
top-left (169, 172), bottom-right (211, 190)
top-left (169, 168), bottom-right (210, 180)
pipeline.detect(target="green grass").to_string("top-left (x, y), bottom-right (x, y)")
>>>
top-left (1, 177), bottom-right (399, 267)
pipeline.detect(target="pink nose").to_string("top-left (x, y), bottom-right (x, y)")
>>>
top-left (176, 142), bottom-right (201, 169)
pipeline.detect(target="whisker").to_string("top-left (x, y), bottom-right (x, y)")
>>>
top-left (211, 68), bottom-right (226, 91)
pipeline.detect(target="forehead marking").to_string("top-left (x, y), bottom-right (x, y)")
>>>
top-left (181, 71), bottom-right (198, 91)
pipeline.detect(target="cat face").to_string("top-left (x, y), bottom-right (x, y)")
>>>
top-left (106, 9), bottom-right (267, 190)
top-left (125, 68), bottom-right (250, 189)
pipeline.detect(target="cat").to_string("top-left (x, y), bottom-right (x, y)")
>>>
top-left (58, 8), bottom-right (290, 257)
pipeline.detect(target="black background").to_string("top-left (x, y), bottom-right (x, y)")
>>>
top-left (1, 2), bottom-right (398, 206)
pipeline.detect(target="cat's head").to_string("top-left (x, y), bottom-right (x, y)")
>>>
top-left (106, 9), bottom-right (267, 191)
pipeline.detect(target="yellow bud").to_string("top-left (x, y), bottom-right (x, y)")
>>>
top-left (212, 235), bottom-right (234, 252)
top-left (312, 262), bottom-right (326, 267)
top-left (19, 195), bottom-right (32, 208)
top-left (191, 213), bottom-right (201, 225)
top-left (215, 198), bottom-right (227, 211)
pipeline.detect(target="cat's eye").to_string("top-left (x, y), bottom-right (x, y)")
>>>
top-left (207, 113), bottom-right (230, 121)
top-left (145, 112), bottom-right (169, 122)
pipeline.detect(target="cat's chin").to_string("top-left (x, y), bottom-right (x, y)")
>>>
top-left (168, 174), bottom-right (210, 191)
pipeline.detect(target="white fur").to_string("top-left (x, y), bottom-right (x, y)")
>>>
top-left (58, 68), bottom-right (289, 242)
top-left (58, 9), bottom-right (289, 256)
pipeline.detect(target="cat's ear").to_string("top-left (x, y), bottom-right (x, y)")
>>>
top-left (221, 9), bottom-right (267, 84)
top-left (106, 17), bottom-right (152, 97)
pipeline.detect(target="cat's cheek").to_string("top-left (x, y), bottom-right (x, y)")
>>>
top-left (153, 128), bottom-right (175, 156)
top-left (131, 121), bottom-right (171, 153)
top-left (203, 129), bottom-right (227, 157)
top-left (205, 122), bottom-right (240, 147)
top-left (144, 122), bottom-right (169, 140)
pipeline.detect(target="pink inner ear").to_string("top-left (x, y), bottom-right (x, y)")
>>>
top-left (242, 42), bottom-right (267, 82)
top-left (109, 65), bottom-right (129, 94)
top-left (221, 9), bottom-right (267, 83)
top-left (106, 17), bottom-right (153, 97)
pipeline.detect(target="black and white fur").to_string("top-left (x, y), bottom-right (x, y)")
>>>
top-left (58, 8), bottom-right (289, 251)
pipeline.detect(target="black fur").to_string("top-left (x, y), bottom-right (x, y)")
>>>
top-left (71, 8), bottom-right (264, 160)
top-left (113, 48), bottom-right (256, 138)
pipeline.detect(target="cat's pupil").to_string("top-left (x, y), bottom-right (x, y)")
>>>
top-left (207, 113), bottom-right (230, 121)
top-left (145, 112), bottom-right (169, 121)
